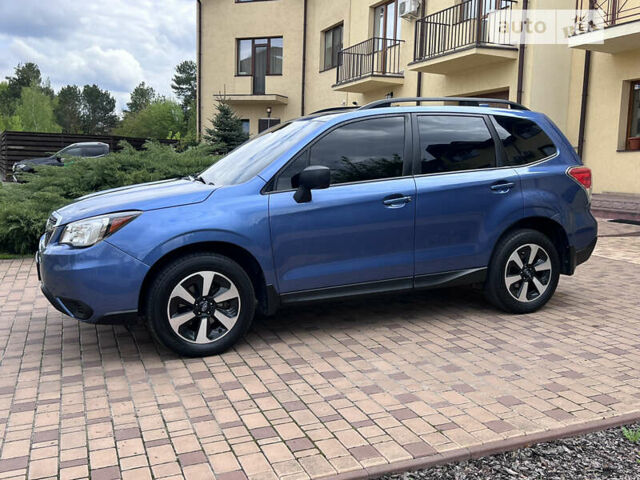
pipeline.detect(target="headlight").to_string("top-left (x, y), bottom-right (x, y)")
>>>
top-left (59, 211), bottom-right (141, 248)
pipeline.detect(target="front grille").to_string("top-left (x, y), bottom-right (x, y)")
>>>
top-left (44, 213), bottom-right (60, 246)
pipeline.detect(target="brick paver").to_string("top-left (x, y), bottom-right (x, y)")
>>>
top-left (0, 220), bottom-right (638, 479)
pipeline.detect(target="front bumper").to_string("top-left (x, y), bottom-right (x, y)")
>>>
top-left (38, 237), bottom-right (149, 324)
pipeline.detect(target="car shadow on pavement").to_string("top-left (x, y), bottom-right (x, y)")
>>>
top-left (123, 284), bottom-right (575, 360)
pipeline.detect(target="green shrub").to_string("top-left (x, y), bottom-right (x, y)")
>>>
top-left (0, 142), bottom-right (218, 255)
top-left (623, 427), bottom-right (640, 443)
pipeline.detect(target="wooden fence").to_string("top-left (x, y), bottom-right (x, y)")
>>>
top-left (0, 131), bottom-right (178, 181)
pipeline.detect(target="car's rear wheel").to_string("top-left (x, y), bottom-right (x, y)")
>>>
top-left (485, 229), bottom-right (560, 314)
top-left (146, 253), bottom-right (255, 357)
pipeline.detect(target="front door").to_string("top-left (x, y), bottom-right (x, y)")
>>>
top-left (268, 115), bottom-right (416, 294)
top-left (412, 113), bottom-right (524, 281)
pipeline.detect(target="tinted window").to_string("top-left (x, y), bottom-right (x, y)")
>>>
top-left (308, 116), bottom-right (405, 185)
top-left (417, 116), bottom-right (496, 174)
top-left (86, 146), bottom-right (106, 157)
top-left (276, 152), bottom-right (307, 191)
top-left (493, 116), bottom-right (557, 166)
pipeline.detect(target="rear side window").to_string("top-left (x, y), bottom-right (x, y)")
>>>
top-left (309, 116), bottom-right (405, 185)
top-left (417, 115), bottom-right (496, 175)
top-left (492, 116), bottom-right (557, 166)
top-left (86, 146), bottom-right (106, 157)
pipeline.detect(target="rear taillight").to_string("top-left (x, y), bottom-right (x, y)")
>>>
top-left (567, 166), bottom-right (592, 202)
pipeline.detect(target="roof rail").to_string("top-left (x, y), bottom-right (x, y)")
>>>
top-left (310, 106), bottom-right (359, 115)
top-left (358, 97), bottom-right (529, 111)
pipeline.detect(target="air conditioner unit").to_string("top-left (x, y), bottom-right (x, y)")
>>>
top-left (398, 0), bottom-right (421, 19)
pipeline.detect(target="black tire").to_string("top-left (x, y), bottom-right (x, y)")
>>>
top-left (145, 253), bottom-right (256, 357)
top-left (484, 229), bottom-right (560, 314)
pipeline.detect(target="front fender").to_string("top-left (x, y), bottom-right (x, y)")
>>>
top-left (107, 183), bottom-right (276, 286)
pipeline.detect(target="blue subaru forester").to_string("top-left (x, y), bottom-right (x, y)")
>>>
top-left (38, 98), bottom-right (597, 357)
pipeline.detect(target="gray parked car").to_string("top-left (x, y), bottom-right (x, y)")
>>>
top-left (12, 142), bottom-right (109, 181)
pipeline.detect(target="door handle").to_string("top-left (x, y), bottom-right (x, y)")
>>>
top-left (383, 194), bottom-right (412, 207)
top-left (490, 181), bottom-right (515, 193)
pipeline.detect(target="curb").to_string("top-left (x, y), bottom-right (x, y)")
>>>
top-left (320, 411), bottom-right (640, 480)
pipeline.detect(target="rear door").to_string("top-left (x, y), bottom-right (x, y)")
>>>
top-left (268, 115), bottom-right (416, 294)
top-left (412, 113), bottom-right (524, 282)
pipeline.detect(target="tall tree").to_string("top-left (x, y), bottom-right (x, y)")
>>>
top-left (81, 84), bottom-right (118, 135)
top-left (171, 60), bottom-right (197, 110)
top-left (0, 113), bottom-right (23, 132)
top-left (126, 82), bottom-right (156, 114)
top-left (0, 82), bottom-right (9, 117)
top-left (14, 87), bottom-right (62, 133)
top-left (54, 85), bottom-right (83, 133)
top-left (115, 99), bottom-right (185, 139)
top-left (1, 63), bottom-right (43, 115)
top-left (204, 99), bottom-right (248, 154)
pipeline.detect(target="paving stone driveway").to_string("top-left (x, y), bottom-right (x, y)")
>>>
top-left (0, 220), bottom-right (639, 480)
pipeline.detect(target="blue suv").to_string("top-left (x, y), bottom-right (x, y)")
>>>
top-left (38, 98), bottom-right (597, 357)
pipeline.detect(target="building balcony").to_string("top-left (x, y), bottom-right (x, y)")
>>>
top-left (332, 37), bottom-right (405, 93)
top-left (224, 94), bottom-right (288, 105)
top-left (569, 0), bottom-right (640, 53)
top-left (409, 0), bottom-right (518, 75)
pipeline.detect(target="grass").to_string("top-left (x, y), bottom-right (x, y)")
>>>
top-left (0, 253), bottom-right (31, 259)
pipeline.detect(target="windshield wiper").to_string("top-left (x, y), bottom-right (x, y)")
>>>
top-left (195, 175), bottom-right (213, 185)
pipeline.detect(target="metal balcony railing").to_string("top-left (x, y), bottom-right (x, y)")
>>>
top-left (574, 0), bottom-right (640, 33)
top-left (335, 37), bottom-right (404, 86)
top-left (414, 0), bottom-right (517, 63)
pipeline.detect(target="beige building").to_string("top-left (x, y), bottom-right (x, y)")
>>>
top-left (197, 0), bottom-right (640, 194)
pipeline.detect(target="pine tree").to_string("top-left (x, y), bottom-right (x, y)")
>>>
top-left (203, 99), bottom-right (249, 154)
top-left (171, 61), bottom-right (197, 111)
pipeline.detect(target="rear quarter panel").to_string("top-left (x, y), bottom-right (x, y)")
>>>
top-left (516, 115), bottom-right (597, 251)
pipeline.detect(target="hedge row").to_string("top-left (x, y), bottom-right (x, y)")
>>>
top-left (0, 142), bottom-right (218, 254)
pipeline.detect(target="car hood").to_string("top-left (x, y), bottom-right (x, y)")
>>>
top-left (56, 178), bottom-right (216, 224)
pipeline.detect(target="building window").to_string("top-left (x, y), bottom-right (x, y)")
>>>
top-left (237, 38), bottom-right (283, 76)
top-left (241, 119), bottom-right (250, 134)
top-left (628, 81), bottom-right (640, 149)
top-left (323, 24), bottom-right (343, 70)
top-left (258, 118), bottom-right (280, 133)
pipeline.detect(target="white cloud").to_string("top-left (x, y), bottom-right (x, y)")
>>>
top-left (0, 0), bottom-right (196, 112)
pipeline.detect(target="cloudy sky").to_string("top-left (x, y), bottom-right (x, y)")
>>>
top-left (0, 0), bottom-right (196, 112)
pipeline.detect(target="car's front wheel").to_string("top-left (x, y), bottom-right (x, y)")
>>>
top-left (485, 229), bottom-right (560, 314)
top-left (146, 253), bottom-right (255, 357)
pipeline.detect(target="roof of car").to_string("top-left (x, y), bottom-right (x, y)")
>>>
top-left (67, 142), bottom-right (109, 147)
top-left (306, 97), bottom-right (536, 122)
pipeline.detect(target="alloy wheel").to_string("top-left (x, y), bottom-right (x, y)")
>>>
top-left (504, 243), bottom-right (552, 303)
top-left (166, 271), bottom-right (241, 344)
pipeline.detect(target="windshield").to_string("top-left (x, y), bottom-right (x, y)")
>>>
top-left (199, 118), bottom-right (330, 186)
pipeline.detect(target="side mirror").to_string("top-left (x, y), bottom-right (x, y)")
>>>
top-left (55, 155), bottom-right (63, 162)
top-left (293, 166), bottom-right (330, 203)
